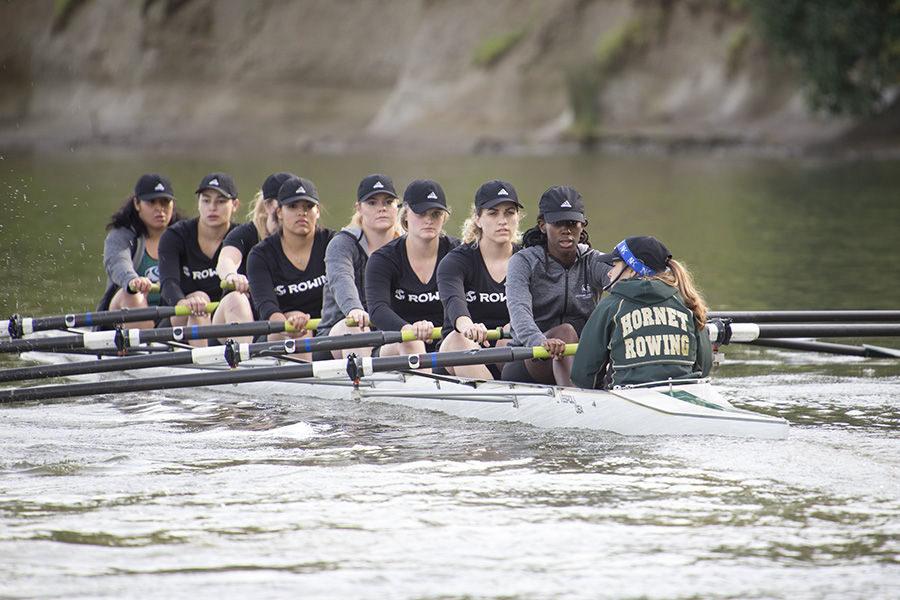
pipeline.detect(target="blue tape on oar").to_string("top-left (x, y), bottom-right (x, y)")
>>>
top-left (191, 325), bottom-right (199, 339)
top-left (430, 353), bottom-right (438, 368)
top-left (304, 338), bottom-right (312, 352)
top-left (85, 313), bottom-right (93, 326)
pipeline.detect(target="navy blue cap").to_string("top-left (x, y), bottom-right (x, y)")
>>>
top-left (278, 176), bottom-right (320, 206)
top-left (403, 179), bottom-right (448, 214)
top-left (475, 180), bottom-right (522, 210)
top-left (538, 185), bottom-right (585, 223)
top-left (358, 174), bottom-right (399, 203)
top-left (195, 172), bottom-right (238, 199)
top-left (596, 236), bottom-right (672, 275)
top-left (134, 173), bottom-right (174, 201)
top-left (262, 172), bottom-right (295, 201)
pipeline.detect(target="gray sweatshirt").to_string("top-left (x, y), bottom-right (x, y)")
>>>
top-left (506, 243), bottom-right (611, 347)
top-left (98, 227), bottom-right (146, 310)
top-left (318, 227), bottom-right (370, 335)
top-left (103, 226), bottom-right (145, 288)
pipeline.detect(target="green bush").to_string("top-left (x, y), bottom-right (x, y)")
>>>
top-left (746, 0), bottom-right (900, 115)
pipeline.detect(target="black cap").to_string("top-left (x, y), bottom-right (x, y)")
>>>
top-left (277, 176), bottom-right (320, 206)
top-left (134, 173), bottom-right (174, 201)
top-left (195, 172), bottom-right (238, 199)
top-left (403, 179), bottom-right (448, 214)
top-left (357, 174), bottom-right (399, 203)
top-left (475, 180), bottom-right (522, 210)
top-left (262, 172), bottom-right (296, 201)
top-left (596, 236), bottom-right (672, 276)
top-left (539, 185), bottom-right (586, 223)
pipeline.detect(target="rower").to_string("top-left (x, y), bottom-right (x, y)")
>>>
top-left (571, 236), bottom-right (712, 389)
top-left (245, 176), bottom-right (336, 359)
top-left (99, 174), bottom-right (183, 329)
top-left (159, 172), bottom-right (240, 345)
top-left (213, 172), bottom-right (295, 331)
top-left (365, 179), bottom-right (460, 361)
top-left (437, 180), bottom-right (522, 379)
top-left (318, 174), bottom-right (404, 359)
top-left (502, 185), bottom-right (611, 386)
top-left (216, 171), bottom-right (294, 292)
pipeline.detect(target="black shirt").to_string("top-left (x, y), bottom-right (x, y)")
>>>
top-left (247, 228), bottom-right (336, 320)
top-left (222, 222), bottom-right (261, 274)
top-left (159, 217), bottom-right (238, 305)
top-left (365, 234), bottom-right (460, 331)
top-left (437, 242), bottom-right (520, 339)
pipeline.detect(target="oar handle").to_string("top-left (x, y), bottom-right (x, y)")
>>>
top-left (221, 280), bottom-right (236, 291)
top-left (531, 343), bottom-right (578, 359)
top-left (399, 327), bottom-right (444, 342)
top-left (172, 302), bottom-right (219, 317)
top-left (128, 282), bottom-right (161, 293)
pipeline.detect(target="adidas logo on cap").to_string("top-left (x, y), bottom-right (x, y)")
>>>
top-left (498, 188), bottom-right (509, 196)
top-left (560, 200), bottom-right (572, 208)
top-left (426, 191), bottom-right (438, 200)
top-left (154, 182), bottom-right (165, 191)
top-left (296, 186), bottom-right (306, 194)
top-left (209, 178), bottom-right (220, 186)
top-left (373, 181), bottom-right (384, 189)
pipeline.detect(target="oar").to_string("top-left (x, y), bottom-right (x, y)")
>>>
top-left (127, 282), bottom-right (161, 293)
top-left (747, 338), bottom-right (900, 358)
top-left (0, 319), bottom-right (300, 354)
top-left (0, 326), bottom-right (483, 383)
top-left (709, 310), bottom-right (900, 323)
top-left (709, 322), bottom-right (900, 343)
top-left (0, 343), bottom-right (575, 404)
top-left (1, 303), bottom-right (219, 339)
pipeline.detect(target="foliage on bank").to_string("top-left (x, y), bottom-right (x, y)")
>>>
top-left (745, 0), bottom-right (900, 116)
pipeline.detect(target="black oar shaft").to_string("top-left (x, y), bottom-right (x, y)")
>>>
top-left (0, 352), bottom-right (193, 382)
top-left (710, 310), bottom-right (900, 323)
top-left (0, 363), bottom-right (317, 403)
top-left (0, 320), bottom-right (289, 354)
top-left (0, 345), bottom-right (551, 404)
top-left (0, 331), bottom-right (407, 383)
top-left (748, 339), bottom-right (870, 357)
top-left (4, 306), bottom-right (172, 337)
top-left (2, 303), bottom-right (219, 338)
top-left (363, 346), bottom-right (537, 374)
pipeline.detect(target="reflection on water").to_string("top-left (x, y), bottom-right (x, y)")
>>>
top-left (0, 345), bottom-right (898, 599)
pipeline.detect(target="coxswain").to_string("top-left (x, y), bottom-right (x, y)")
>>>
top-left (158, 172), bottom-right (240, 344)
top-left (571, 236), bottom-right (712, 389)
top-left (365, 179), bottom-right (460, 360)
top-left (318, 174), bottom-right (404, 358)
top-left (436, 179), bottom-right (522, 379)
top-left (502, 185), bottom-right (611, 386)
top-left (245, 175), bottom-right (335, 359)
top-left (99, 173), bottom-right (182, 328)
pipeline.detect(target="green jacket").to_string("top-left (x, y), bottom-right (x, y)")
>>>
top-left (571, 279), bottom-right (712, 389)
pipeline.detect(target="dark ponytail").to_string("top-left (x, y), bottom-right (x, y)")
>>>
top-left (106, 196), bottom-right (182, 236)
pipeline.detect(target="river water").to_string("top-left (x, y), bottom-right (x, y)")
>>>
top-left (0, 151), bottom-right (898, 598)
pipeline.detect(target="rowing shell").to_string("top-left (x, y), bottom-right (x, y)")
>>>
top-left (20, 349), bottom-right (789, 439)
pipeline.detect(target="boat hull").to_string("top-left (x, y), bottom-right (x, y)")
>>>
top-left (21, 351), bottom-right (789, 439)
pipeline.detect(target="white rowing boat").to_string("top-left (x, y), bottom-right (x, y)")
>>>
top-left (21, 349), bottom-right (790, 439)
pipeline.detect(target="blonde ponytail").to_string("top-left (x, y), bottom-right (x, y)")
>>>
top-left (245, 191), bottom-right (270, 241)
top-left (461, 207), bottom-right (481, 244)
top-left (651, 259), bottom-right (708, 328)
